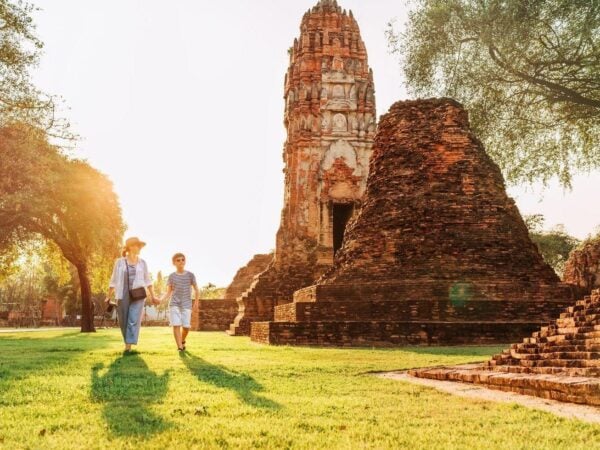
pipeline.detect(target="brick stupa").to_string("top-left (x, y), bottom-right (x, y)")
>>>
top-left (228, 0), bottom-right (376, 335)
top-left (411, 290), bottom-right (600, 406)
top-left (252, 99), bottom-right (575, 346)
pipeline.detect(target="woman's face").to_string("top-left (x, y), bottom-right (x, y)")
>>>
top-left (128, 244), bottom-right (141, 256)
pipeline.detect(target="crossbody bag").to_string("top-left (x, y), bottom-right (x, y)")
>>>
top-left (125, 258), bottom-right (147, 301)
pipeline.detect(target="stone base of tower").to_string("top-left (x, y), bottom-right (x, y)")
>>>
top-left (249, 281), bottom-right (575, 346)
top-left (251, 320), bottom-right (547, 347)
top-left (408, 290), bottom-right (600, 406)
top-left (226, 264), bottom-right (319, 336)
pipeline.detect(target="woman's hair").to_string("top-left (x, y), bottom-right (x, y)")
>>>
top-left (172, 253), bottom-right (185, 263)
top-left (121, 247), bottom-right (128, 257)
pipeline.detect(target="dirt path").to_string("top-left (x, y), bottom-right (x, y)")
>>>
top-left (377, 371), bottom-right (600, 424)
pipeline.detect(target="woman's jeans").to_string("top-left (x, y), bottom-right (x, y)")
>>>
top-left (117, 290), bottom-right (144, 345)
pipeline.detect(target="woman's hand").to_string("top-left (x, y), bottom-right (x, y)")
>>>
top-left (151, 296), bottom-right (161, 306)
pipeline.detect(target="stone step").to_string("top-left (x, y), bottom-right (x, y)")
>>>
top-left (410, 366), bottom-right (600, 406)
top-left (518, 358), bottom-right (600, 368)
top-left (489, 365), bottom-right (600, 377)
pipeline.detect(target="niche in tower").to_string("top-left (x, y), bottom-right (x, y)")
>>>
top-left (332, 203), bottom-right (354, 255)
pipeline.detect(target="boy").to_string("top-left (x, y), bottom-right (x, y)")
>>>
top-left (160, 253), bottom-right (200, 351)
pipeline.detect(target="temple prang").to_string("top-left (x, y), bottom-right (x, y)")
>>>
top-left (227, 0), bottom-right (376, 335)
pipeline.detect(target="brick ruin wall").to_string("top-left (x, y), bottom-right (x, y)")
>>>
top-left (563, 237), bottom-right (600, 295)
top-left (191, 299), bottom-right (238, 331)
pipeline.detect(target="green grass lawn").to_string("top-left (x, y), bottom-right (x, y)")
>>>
top-left (0, 328), bottom-right (599, 449)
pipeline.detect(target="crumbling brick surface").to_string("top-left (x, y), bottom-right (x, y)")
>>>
top-left (410, 290), bottom-right (600, 406)
top-left (563, 238), bottom-right (600, 294)
top-left (228, 0), bottom-right (376, 335)
top-left (320, 98), bottom-right (561, 288)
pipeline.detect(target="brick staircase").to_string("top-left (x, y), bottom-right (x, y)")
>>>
top-left (487, 292), bottom-right (600, 377)
top-left (410, 290), bottom-right (600, 406)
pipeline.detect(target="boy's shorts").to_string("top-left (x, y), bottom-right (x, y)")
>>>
top-left (169, 306), bottom-right (192, 328)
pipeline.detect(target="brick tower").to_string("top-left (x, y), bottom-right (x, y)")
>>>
top-left (228, 0), bottom-right (376, 335)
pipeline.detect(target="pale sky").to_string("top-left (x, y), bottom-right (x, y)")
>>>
top-left (31, 0), bottom-right (600, 287)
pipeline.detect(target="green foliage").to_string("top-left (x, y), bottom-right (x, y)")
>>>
top-left (0, 329), bottom-right (598, 448)
top-left (524, 214), bottom-right (580, 276)
top-left (389, 0), bottom-right (600, 185)
top-left (0, 0), bottom-right (71, 137)
top-left (198, 283), bottom-right (226, 299)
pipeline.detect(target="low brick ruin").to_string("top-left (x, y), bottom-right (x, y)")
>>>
top-left (564, 238), bottom-right (600, 295)
top-left (228, 0), bottom-right (376, 336)
top-left (410, 290), bottom-right (600, 406)
top-left (251, 98), bottom-right (575, 346)
top-left (191, 299), bottom-right (238, 331)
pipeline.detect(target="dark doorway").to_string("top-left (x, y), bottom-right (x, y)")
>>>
top-left (332, 203), bottom-right (354, 255)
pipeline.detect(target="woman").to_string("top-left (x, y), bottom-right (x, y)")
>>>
top-left (105, 237), bottom-right (160, 352)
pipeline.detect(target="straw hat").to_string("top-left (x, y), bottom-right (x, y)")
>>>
top-left (123, 237), bottom-right (146, 252)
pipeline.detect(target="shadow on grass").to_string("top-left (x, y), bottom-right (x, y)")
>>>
top-left (180, 352), bottom-right (281, 411)
top-left (91, 354), bottom-right (171, 437)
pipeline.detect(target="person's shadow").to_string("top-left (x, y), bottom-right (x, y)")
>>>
top-left (180, 352), bottom-right (281, 410)
top-left (91, 354), bottom-right (171, 437)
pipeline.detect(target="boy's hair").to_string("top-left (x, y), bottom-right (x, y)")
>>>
top-left (172, 252), bottom-right (186, 263)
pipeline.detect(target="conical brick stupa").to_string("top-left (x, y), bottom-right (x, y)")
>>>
top-left (252, 99), bottom-right (575, 346)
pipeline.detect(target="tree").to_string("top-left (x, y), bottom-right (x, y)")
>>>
top-left (0, 124), bottom-right (125, 331)
top-left (524, 214), bottom-right (580, 277)
top-left (198, 283), bottom-right (226, 299)
top-left (388, 0), bottom-right (600, 185)
top-left (0, 1), bottom-right (71, 138)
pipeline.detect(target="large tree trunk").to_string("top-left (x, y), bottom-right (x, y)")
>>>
top-left (76, 263), bottom-right (96, 333)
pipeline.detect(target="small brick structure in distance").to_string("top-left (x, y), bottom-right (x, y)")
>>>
top-left (191, 299), bottom-right (238, 331)
top-left (251, 98), bottom-right (575, 346)
top-left (410, 290), bottom-right (600, 406)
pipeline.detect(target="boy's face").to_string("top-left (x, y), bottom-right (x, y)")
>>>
top-left (174, 256), bottom-right (186, 271)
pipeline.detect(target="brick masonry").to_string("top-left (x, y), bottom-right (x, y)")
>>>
top-left (228, 0), bottom-right (376, 336)
top-left (251, 98), bottom-right (576, 346)
top-left (410, 290), bottom-right (600, 406)
top-left (191, 299), bottom-right (238, 331)
top-left (564, 238), bottom-right (600, 295)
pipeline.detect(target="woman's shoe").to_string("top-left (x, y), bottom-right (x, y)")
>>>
top-left (182, 340), bottom-right (186, 350)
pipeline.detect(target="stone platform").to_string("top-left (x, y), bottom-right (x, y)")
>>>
top-left (251, 320), bottom-right (550, 347)
top-left (249, 280), bottom-right (574, 346)
top-left (409, 290), bottom-right (600, 406)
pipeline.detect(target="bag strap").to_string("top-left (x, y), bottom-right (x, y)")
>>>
top-left (124, 257), bottom-right (130, 292)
